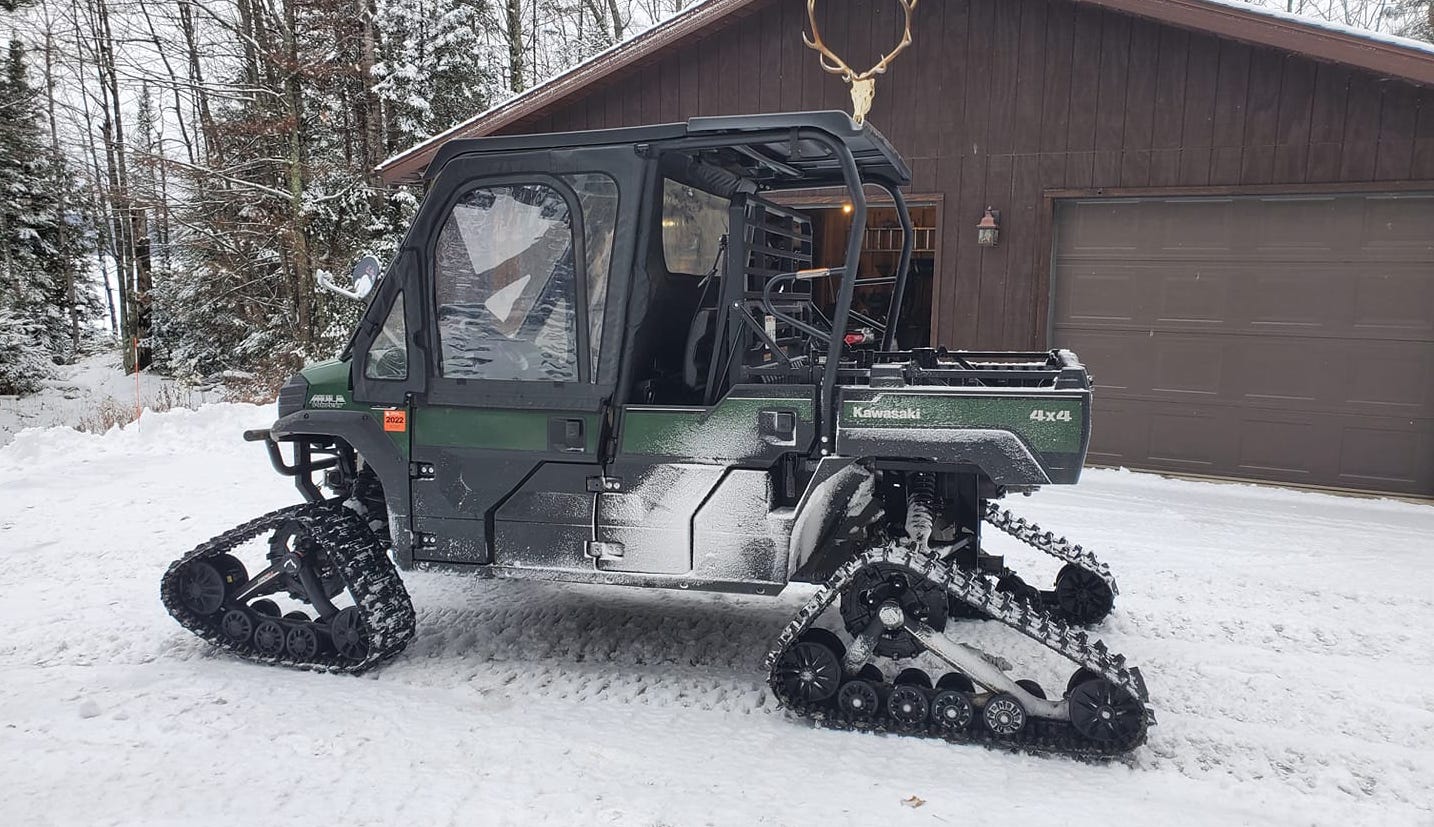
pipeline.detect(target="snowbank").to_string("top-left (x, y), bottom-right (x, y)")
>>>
top-left (0, 402), bottom-right (272, 468)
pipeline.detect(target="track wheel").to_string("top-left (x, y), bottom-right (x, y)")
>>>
top-left (798, 628), bottom-right (848, 660)
top-left (893, 668), bottom-right (932, 689)
top-left (212, 555), bottom-right (249, 595)
top-left (936, 672), bottom-right (974, 693)
top-left (254, 619), bottom-right (286, 657)
top-left (330, 607), bottom-right (369, 661)
top-left (1066, 667), bottom-right (1102, 695)
top-left (179, 561), bottom-right (227, 616)
top-left (931, 690), bottom-right (974, 731)
top-left (220, 609), bottom-right (253, 644)
top-left (1068, 679), bottom-right (1144, 746)
top-left (1015, 679), bottom-right (1047, 700)
top-left (983, 692), bottom-right (1027, 737)
top-left (886, 685), bottom-right (930, 728)
top-left (286, 624), bottom-right (322, 660)
top-left (775, 640), bottom-right (843, 705)
top-left (837, 680), bottom-right (881, 720)
top-left (1054, 564), bottom-right (1115, 625)
top-left (251, 599), bottom-right (281, 617)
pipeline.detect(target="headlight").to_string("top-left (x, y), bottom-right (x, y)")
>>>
top-left (277, 373), bottom-right (309, 418)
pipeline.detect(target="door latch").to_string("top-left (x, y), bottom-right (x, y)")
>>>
top-left (758, 409), bottom-right (797, 446)
top-left (548, 417), bottom-right (586, 453)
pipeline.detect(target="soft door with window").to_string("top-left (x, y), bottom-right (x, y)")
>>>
top-left (407, 152), bottom-right (633, 567)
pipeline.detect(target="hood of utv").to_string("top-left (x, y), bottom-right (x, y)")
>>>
top-left (277, 359), bottom-right (354, 418)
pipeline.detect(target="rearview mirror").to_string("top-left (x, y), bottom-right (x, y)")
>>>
top-left (316, 255), bottom-right (383, 302)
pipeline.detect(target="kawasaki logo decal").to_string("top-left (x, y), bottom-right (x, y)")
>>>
top-left (850, 405), bottom-right (923, 421)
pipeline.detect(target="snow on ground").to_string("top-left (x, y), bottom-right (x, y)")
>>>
top-left (0, 350), bottom-right (221, 446)
top-left (1, 404), bottom-right (1432, 825)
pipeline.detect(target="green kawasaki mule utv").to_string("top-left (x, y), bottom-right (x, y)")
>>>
top-left (162, 111), bottom-right (1152, 757)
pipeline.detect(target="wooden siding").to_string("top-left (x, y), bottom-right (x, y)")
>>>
top-left (497, 0), bottom-right (1434, 350)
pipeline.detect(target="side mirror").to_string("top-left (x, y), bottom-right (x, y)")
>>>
top-left (351, 255), bottom-right (380, 299)
top-left (317, 255), bottom-right (383, 301)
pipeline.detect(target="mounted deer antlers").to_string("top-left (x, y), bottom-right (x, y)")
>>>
top-left (802, 0), bottom-right (918, 125)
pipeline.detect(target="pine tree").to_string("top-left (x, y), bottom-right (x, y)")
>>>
top-left (0, 38), bottom-right (61, 382)
top-left (0, 38), bottom-right (99, 378)
top-left (374, 0), bottom-right (497, 148)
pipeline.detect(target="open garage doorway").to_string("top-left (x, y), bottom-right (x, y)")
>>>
top-left (793, 200), bottom-right (940, 348)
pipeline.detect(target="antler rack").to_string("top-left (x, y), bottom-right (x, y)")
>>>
top-left (802, 0), bottom-right (918, 125)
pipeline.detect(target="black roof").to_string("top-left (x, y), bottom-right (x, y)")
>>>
top-left (424, 110), bottom-right (912, 188)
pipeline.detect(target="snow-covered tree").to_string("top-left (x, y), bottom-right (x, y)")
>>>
top-left (0, 308), bottom-right (52, 394)
top-left (0, 38), bottom-right (94, 376)
top-left (375, 0), bottom-right (499, 147)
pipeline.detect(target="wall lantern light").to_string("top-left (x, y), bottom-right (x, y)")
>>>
top-left (842, 202), bottom-right (854, 215)
top-left (976, 207), bottom-right (1001, 247)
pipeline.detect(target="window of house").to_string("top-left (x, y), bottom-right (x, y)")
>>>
top-left (662, 179), bottom-right (729, 276)
top-left (433, 183), bottom-right (579, 381)
top-left (364, 293), bottom-right (407, 380)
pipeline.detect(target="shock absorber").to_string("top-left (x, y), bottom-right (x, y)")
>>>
top-left (904, 472), bottom-right (937, 549)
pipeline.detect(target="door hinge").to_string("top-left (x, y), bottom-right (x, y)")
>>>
top-left (410, 461), bottom-right (436, 479)
top-left (586, 475), bottom-right (623, 493)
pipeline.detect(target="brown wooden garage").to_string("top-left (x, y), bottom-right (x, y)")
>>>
top-left (379, 0), bottom-right (1434, 496)
top-left (1052, 192), bottom-right (1434, 495)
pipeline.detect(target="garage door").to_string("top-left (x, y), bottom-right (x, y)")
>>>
top-left (1051, 193), bottom-right (1434, 496)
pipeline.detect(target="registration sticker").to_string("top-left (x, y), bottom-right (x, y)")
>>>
top-left (382, 409), bottom-right (407, 432)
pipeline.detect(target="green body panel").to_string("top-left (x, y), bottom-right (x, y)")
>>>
top-left (619, 396), bottom-right (812, 458)
top-left (297, 358), bottom-right (408, 454)
top-left (838, 393), bottom-right (1086, 454)
top-left (299, 359), bottom-right (351, 397)
top-left (414, 406), bottom-right (599, 453)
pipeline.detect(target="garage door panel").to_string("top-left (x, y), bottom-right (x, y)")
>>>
top-left (1331, 338), bottom-right (1432, 413)
top-left (1086, 400), bottom-right (1147, 465)
top-left (1242, 269), bottom-right (1343, 329)
top-left (1151, 336), bottom-right (1223, 396)
top-left (1235, 415), bottom-right (1319, 477)
top-left (1053, 193), bottom-right (1434, 496)
top-left (1052, 264), bottom-right (1140, 322)
top-left (1248, 197), bottom-right (1343, 256)
top-left (1053, 330), bottom-right (1141, 391)
top-left (1336, 423), bottom-right (1431, 488)
top-left (1146, 408), bottom-right (1225, 468)
top-left (1359, 195), bottom-right (1434, 256)
top-left (1157, 267), bottom-right (1230, 324)
top-left (1236, 338), bottom-right (1321, 403)
top-left (1351, 266), bottom-right (1434, 335)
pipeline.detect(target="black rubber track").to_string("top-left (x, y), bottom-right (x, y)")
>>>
top-left (160, 501), bottom-right (416, 674)
top-left (764, 545), bottom-right (1153, 760)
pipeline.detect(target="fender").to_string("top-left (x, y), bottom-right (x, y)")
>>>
top-left (787, 458), bottom-right (876, 579)
top-left (271, 409), bottom-right (415, 566)
top-left (835, 427), bottom-right (1052, 486)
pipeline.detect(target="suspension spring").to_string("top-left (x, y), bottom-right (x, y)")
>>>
top-left (905, 472), bottom-right (937, 549)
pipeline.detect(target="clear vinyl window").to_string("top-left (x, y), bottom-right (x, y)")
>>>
top-left (565, 173), bottom-right (619, 381)
top-left (433, 183), bottom-right (578, 381)
top-left (662, 178), bottom-right (729, 276)
top-left (364, 293), bottom-right (407, 380)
